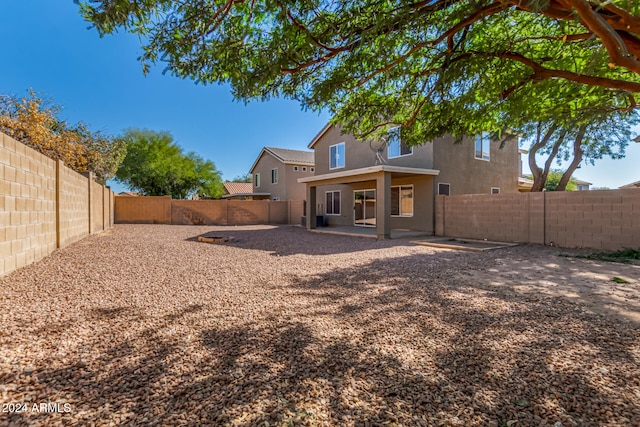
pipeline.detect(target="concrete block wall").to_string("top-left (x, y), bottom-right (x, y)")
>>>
top-left (57, 162), bottom-right (90, 248)
top-left (1, 133), bottom-right (115, 277)
top-left (435, 189), bottom-right (640, 251)
top-left (116, 197), bottom-right (304, 226)
top-left (0, 133), bottom-right (57, 276)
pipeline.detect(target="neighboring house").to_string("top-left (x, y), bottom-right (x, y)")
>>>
top-left (220, 182), bottom-right (270, 200)
top-left (574, 179), bottom-right (592, 191)
top-left (620, 180), bottom-right (640, 189)
top-left (299, 124), bottom-right (519, 238)
top-left (249, 146), bottom-right (315, 201)
top-left (118, 191), bottom-right (140, 197)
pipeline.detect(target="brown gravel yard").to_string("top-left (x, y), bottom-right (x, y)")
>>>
top-left (1, 224), bottom-right (639, 426)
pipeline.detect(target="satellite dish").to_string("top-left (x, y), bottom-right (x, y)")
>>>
top-left (369, 136), bottom-right (388, 165)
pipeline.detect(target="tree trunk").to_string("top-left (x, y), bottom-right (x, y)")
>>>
top-left (556, 124), bottom-right (587, 191)
top-left (529, 123), bottom-right (561, 192)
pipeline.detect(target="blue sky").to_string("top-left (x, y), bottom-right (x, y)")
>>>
top-left (1, 1), bottom-right (638, 192)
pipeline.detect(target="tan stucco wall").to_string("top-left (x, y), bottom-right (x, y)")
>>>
top-left (432, 135), bottom-right (519, 195)
top-left (115, 196), bottom-right (172, 224)
top-left (91, 180), bottom-right (104, 233)
top-left (435, 189), bottom-right (640, 250)
top-left (0, 133), bottom-right (115, 277)
top-left (252, 152), bottom-right (313, 201)
top-left (316, 175), bottom-right (435, 232)
top-left (313, 125), bottom-right (434, 175)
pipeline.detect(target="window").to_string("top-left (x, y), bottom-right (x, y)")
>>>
top-left (254, 173), bottom-right (261, 188)
top-left (391, 185), bottom-right (413, 217)
top-left (272, 196), bottom-right (280, 201)
top-left (491, 187), bottom-right (500, 194)
top-left (475, 132), bottom-right (490, 161)
top-left (387, 127), bottom-right (412, 158)
top-left (302, 166), bottom-right (307, 172)
top-left (293, 166), bottom-right (299, 172)
top-left (271, 168), bottom-right (278, 184)
top-left (438, 183), bottom-right (450, 196)
top-left (310, 167), bottom-right (315, 172)
top-left (325, 191), bottom-right (341, 215)
top-left (330, 142), bottom-right (345, 169)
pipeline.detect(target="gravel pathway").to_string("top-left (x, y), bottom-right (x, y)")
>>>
top-left (1, 224), bottom-right (639, 426)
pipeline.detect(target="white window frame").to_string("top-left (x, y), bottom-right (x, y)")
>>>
top-left (387, 127), bottom-right (413, 159)
top-left (491, 187), bottom-right (500, 194)
top-left (475, 132), bottom-right (490, 161)
top-left (438, 182), bottom-right (450, 196)
top-left (325, 190), bottom-right (341, 215)
top-left (310, 167), bottom-right (315, 172)
top-left (302, 166), bottom-right (307, 172)
top-left (330, 142), bottom-right (345, 170)
top-left (254, 173), bottom-right (261, 188)
top-left (391, 185), bottom-right (414, 217)
top-left (272, 196), bottom-right (280, 201)
top-left (271, 168), bottom-right (278, 184)
top-left (293, 166), bottom-right (299, 172)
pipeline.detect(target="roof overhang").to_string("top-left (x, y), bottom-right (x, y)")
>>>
top-left (298, 165), bottom-right (439, 185)
top-left (221, 192), bottom-right (271, 199)
top-left (308, 123), bottom-right (332, 149)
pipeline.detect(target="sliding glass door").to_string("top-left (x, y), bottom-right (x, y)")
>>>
top-left (354, 190), bottom-right (376, 227)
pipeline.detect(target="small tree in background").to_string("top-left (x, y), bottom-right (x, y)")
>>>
top-left (231, 173), bottom-right (252, 183)
top-left (0, 90), bottom-right (126, 184)
top-left (116, 128), bottom-right (224, 199)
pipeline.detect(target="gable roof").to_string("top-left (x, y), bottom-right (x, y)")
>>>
top-left (223, 182), bottom-right (252, 195)
top-left (249, 146), bottom-right (314, 173)
top-left (620, 179), bottom-right (640, 189)
top-left (308, 123), bottom-right (332, 149)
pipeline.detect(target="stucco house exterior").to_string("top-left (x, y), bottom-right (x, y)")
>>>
top-left (249, 147), bottom-right (315, 201)
top-left (220, 182), bottom-right (270, 200)
top-left (299, 124), bottom-right (519, 239)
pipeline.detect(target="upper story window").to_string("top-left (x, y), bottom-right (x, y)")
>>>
top-left (271, 168), bottom-right (278, 184)
top-left (330, 142), bottom-right (345, 169)
top-left (254, 173), bottom-right (261, 188)
top-left (310, 167), bottom-right (315, 172)
top-left (302, 166), bottom-right (307, 172)
top-left (293, 166), bottom-right (299, 172)
top-left (475, 132), bottom-right (490, 161)
top-left (387, 127), bottom-right (412, 158)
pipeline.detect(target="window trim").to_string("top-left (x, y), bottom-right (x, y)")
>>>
top-left (302, 166), bottom-right (307, 172)
top-left (254, 173), bottom-right (261, 188)
top-left (387, 127), bottom-right (413, 159)
top-left (329, 142), bottom-right (345, 170)
top-left (491, 187), bottom-right (500, 194)
top-left (293, 166), bottom-right (299, 172)
top-left (310, 167), bottom-right (315, 172)
top-left (474, 132), bottom-right (490, 161)
top-left (391, 185), bottom-right (414, 217)
top-left (325, 190), bottom-right (341, 215)
top-left (437, 182), bottom-right (450, 196)
top-left (271, 168), bottom-right (278, 184)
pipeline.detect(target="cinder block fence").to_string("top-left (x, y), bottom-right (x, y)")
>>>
top-left (435, 190), bottom-right (640, 251)
top-left (115, 196), bottom-right (305, 226)
top-left (0, 133), bottom-right (114, 277)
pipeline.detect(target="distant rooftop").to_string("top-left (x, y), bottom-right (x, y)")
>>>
top-left (223, 182), bottom-right (253, 195)
top-left (264, 147), bottom-right (314, 165)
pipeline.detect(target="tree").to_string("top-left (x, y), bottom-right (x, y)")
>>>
top-left (231, 173), bottom-right (252, 183)
top-left (527, 169), bottom-right (578, 191)
top-left (116, 129), bottom-right (224, 199)
top-left (0, 90), bottom-right (126, 184)
top-left (78, 1), bottom-right (640, 175)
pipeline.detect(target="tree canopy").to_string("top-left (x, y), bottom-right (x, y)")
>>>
top-left (0, 90), bottom-right (126, 184)
top-left (78, 1), bottom-right (640, 190)
top-left (116, 129), bottom-right (224, 199)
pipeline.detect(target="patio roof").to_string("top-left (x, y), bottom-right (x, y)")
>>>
top-left (298, 165), bottom-right (439, 185)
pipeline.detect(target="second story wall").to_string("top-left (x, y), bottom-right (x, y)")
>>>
top-left (312, 125), bottom-right (434, 175)
top-left (252, 153), bottom-right (313, 200)
top-left (432, 134), bottom-right (519, 195)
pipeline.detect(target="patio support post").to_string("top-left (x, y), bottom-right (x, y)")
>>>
top-left (376, 172), bottom-right (391, 239)
top-left (307, 185), bottom-right (317, 230)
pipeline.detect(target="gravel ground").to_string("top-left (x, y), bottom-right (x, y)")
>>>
top-left (1, 224), bottom-right (639, 427)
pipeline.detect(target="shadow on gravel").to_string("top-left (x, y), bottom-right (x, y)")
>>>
top-left (287, 253), bottom-right (640, 426)
top-left (185, 225), bottom-right (417, 256)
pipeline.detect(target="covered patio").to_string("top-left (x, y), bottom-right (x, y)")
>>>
top-left (299, 165), bottom-right (439, 239)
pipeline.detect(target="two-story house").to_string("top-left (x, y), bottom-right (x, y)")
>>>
top-left (249, 147), bottom-right (315, 201)
top-left (299, 124), bottom-right (519, 239)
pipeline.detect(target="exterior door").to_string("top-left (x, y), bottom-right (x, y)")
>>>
top-left (354, 189), bottom-right (376, 227)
